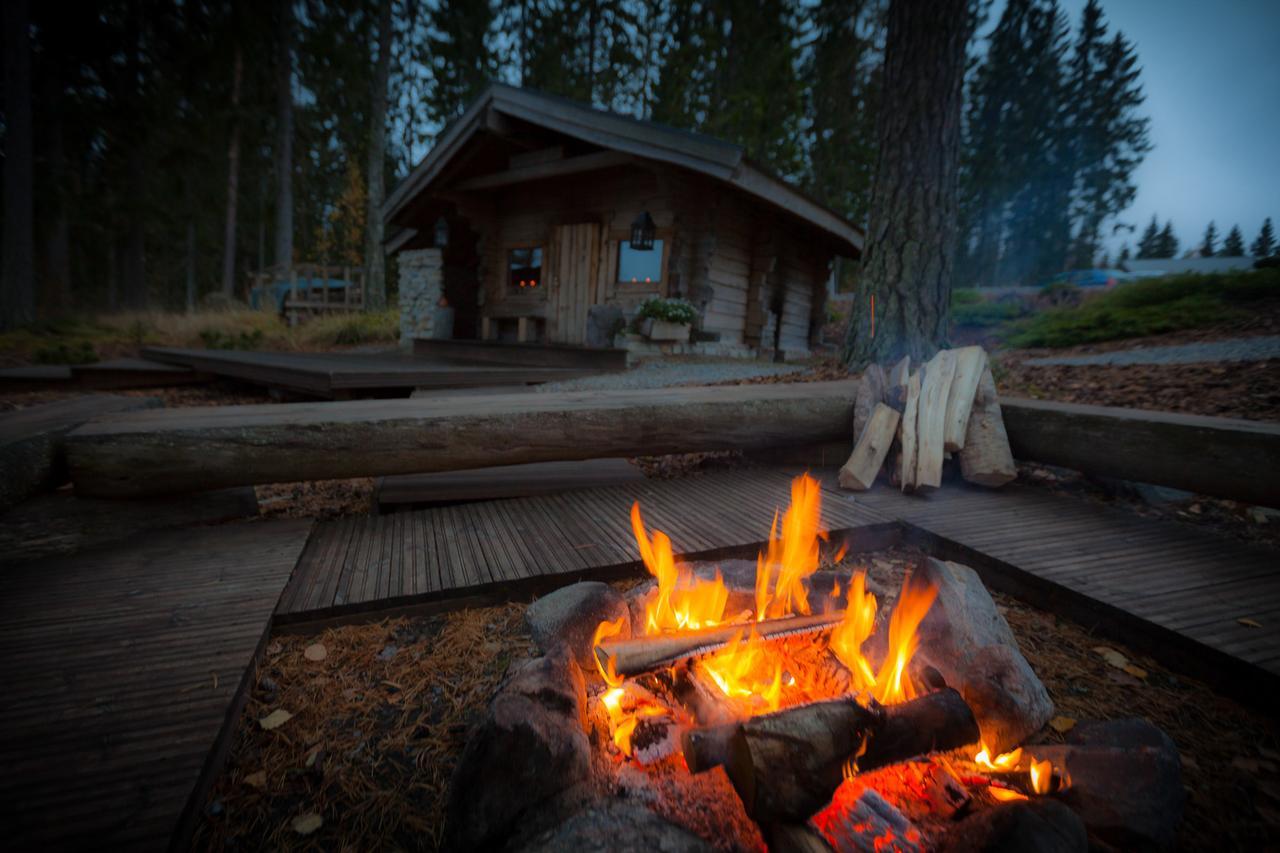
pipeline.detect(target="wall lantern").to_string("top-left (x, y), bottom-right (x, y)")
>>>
top-left (434, 216), bottom-right (450, 248)
top-left (629, 211), bottom-right (656, 251)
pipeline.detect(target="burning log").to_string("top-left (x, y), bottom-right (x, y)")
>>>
top-left (683, 688), bottom-right (980, 823)
top-left (594, 612), bottom-right (843, 679)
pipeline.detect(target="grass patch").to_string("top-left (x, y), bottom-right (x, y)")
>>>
top-left (1006, 269), bottom-right (1280, 348)
top-left (0, 306), bottom-right (400, 362)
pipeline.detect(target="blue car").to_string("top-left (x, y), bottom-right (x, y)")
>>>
top-left (1042, 269), bottom-right (1133, 289)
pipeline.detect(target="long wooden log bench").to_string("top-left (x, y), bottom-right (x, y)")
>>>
top-left (64, 383), bottom-right (1280, 508)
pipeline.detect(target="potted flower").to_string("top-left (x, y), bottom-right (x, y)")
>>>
top-left (635, 297), bottom-right (698, 342)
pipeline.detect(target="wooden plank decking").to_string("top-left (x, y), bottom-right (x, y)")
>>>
top-left (278, 467), bottom-right (892, 621)
top-left (840, 479), bottom-right (1280, 685)
top-left (141, 346), bottom-right (604, 398)
top-left (0, 520), bottom-right (312, 851)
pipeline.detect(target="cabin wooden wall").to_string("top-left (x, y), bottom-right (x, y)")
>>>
top-left (438, 162), bottom-right (838, 351)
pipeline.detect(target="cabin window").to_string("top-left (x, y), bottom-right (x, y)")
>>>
top-left (617, 239), bottom-right (664, 285)
top-left (508, 246), bottom-right (543, 292)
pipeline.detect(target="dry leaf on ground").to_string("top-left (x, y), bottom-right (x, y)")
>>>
top-left (258, 709), bottom-right (292, 731)
top-left (304, 643), bottom-right (328, 661)
top-left (244, 771), bottom-right (266, 789)
top-left (1093, 646), bottom-right (1129, 669)
top-left (1049, 716), bottom-right (1076, 733)
top-left (1238, 617), bottom-right (1263, 628)
top-left (292, 813), bottom-right (323, 835)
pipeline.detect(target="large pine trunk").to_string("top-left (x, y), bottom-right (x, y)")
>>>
top-left (2, 0), bottom-right (35, 329)
top-left (274, 0), bottom-right (294, 269)
top-left (843, 0), bottom-right (972, 368)
top-left (363, 0), bottom-right (392, 311)
top-left (221, 49), bottom-right (244, 297)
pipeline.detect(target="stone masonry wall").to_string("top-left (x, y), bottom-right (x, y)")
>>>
top-left (398, 249), bottom-right (444, 351)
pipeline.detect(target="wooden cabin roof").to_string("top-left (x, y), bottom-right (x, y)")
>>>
top-left (384, 83), bottom-right (864, 256)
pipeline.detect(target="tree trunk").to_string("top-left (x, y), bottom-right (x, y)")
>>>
top-left (842, 0), bottom-right (973, 368)
top-left (2, 0), bottom-right (36, 329)
top-left (124, 144), bottom-right (148, 309)
top-left (186, 219), bottom-right (198, 312)
top-left (44, 74), bottom-right (73, 316)
top-left (274, 0), bottom-right (294, 270)
top-left (364, 0), bottom-right (393, 311)
top-left (221, 48), bottom-right (244, 297)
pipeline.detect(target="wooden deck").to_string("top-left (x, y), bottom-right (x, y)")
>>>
top-left (840, 478), bottom-right (1280, 692)
top-left (0, 520), bottom-right (312, 851)
top-left (141, 346), bottom-right (607, 398)
top-left (281, 466), bottom-right (1280, 703)
top-left (278, 467), bottom-right (892, 622)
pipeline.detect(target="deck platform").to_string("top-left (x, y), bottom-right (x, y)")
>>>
top-left (0, 519), bottom-right (312, 851)
top-left (141, 346), bottom-right (606, 398)
top-left (375, 458), bottom-right (645, 511)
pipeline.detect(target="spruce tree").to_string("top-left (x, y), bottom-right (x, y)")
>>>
top-left (1136, 214), bottom-right (1160, 258)
top-left (1251, 217), bottom-right (1276, 257)
top-left (424, 0), bottom-right (496, 126)
top-left (1199, 220), bottom-right (1217, 257)
top-left (1156, 220), bottom-right (1178, 259)
top-left (1220, 225), bottom-right (1245, 257)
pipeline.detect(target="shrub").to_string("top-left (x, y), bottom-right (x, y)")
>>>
top-left (636, 297), bottom-right (699, 326)
top-left (1007, 268), bottom-right (1280, 348)
top-left (33, 340), bottom-right (98, 365)
top-left (199, 327), bottom-right (265, 350)
top-left (297, 309), bottom-right (400, 348)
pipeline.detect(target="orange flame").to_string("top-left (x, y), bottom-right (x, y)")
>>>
top-left (592, 617), bottom-right (626, 687)
top-left (699, 627), bottom-right (786, 714)
top-left (830, 570), bottom-right (937, 704)
top-left (830, 571), bottom-right (879, 689)
top-left (755, 474), bottom-right (827, 620)
top-left (988, 786), bottom-right (1028, 802)
top-left (599, 685), bottom-right (667, 757)
top-left (975, 745), bottom-right (1023, 771)
top-left (631, 502), bottom-right (729, 633)
top-left (1030, 757), bottom-right (1053, 795)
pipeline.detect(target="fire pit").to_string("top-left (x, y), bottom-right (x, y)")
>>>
top-left (445, 474), bottom-right (1185, 851)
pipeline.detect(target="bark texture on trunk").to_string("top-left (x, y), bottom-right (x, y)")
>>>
top-left (274, 0), bottom-right (294, 269)
top-left (843, 0), bottom-right (973, 368)
top-left (2, 0), bottom-right (36, 329)
top-left (221, 49), bottom-right (244, 297)
top-left (364, 0), bottom-right (393, 311)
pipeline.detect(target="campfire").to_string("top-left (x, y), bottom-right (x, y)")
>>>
top-left (447, 473), bottom-right (1185, 852)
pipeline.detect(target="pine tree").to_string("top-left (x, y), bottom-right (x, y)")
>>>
top-left (1136, 214), bottom-right (1160, 258)
top-left (1199, 220), bottom-right (1217, 257)
top-left (1250, 217), bottom-right (1275, 257)
top-left (1156, 220), bottom-right (1178, 259)
top-left (424, 0), bottom-right (496, 126)
top-left (1220, 224), bottom-right (1245, 257)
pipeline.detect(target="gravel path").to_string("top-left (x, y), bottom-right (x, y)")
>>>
top-left (533, 358), bottom-right (805, 393)
top-left (1023, 335), bottom-right (1280, 367)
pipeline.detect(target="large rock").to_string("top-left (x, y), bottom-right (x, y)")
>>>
top-left (526, 581), bottom-right (631, 669)
top-left (518, 801), bottom-right (713, 853)
top-left (915, 558), bottom-right (1053, 753)
top-left (1031, 718), bottom-right (1184, 851)
top-left (941, 799), bottom-right (1087, 853)
top-left (444, 649), bottom-right (591, 851)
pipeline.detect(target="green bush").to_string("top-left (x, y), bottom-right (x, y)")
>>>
top-left (33, 340), bottom-right (98, 365)
top-left (1008, 269), bottom-right (1280, 348)
top-left (951, 288), bottom-right (983, 306)
top-left (951, 289), bottom-right (1029, 328)
top-left (636, 297), bottom-right (699, 326)
top-left (199, 327), bottom-right (265, 350)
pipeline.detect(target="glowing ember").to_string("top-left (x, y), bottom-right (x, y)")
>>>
top-left (598, 684), bottom-right (668, 758)
top-left (988, 786), bottom-right (1028, 802)
top-left (975, 745), bottom-right (1023, 772)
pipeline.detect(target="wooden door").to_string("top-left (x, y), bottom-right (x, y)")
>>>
top-left (548, 223), bottom-right (601, 345)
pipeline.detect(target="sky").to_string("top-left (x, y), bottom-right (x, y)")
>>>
top-left (1047, 0), bottom-right (1280, 255)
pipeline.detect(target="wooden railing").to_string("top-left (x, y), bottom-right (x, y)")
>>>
top-left (248, 264), bottom-right (367, 320)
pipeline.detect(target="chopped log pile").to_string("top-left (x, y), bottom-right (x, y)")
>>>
top-left (840, 346), bottom-right (1017, 493)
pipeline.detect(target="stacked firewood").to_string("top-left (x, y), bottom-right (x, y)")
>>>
top-left (838, 347), bottom-right (1016, 492)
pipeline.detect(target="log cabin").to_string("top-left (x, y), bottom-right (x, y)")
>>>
top-left (383, 84), bottom-right (863, 359)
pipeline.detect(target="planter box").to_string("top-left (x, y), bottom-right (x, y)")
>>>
top-left (640, 318), bottom-right (692, 342)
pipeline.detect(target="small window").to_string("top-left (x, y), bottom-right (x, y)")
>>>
top-left (617, 239), bottom-right (664, 285)
top-left (508, 247), bottom-right (543, 292)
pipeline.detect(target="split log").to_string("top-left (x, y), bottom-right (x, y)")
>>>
top-left (65, 380), bottom-right (860, 498)
top-left (839, 403), bottom-right (900, 491)
top-left (595, 612), bottom-right (842, 679)
top-left (943, 346), bottom-right (987, 452)
top-left (852, 366), bottom-right (886, 445)
top-left (887, 356), bottom-right (911, 392)
top-left (899, 369), bottom-right (922, 493)
top-left (915, 351), bottom-right (957, 489)
top-left (958, 366), bottom-right (1017, 487)
top-left (684, 688), bottom-right (979, 823)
